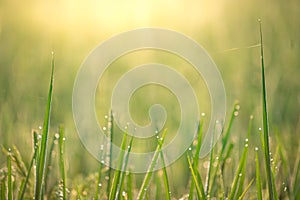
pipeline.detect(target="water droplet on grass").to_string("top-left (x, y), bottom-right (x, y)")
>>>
top-left (234, 111), bottom-right (239, 116)
top-left (122, 191), bottom-right (126, 197)
top-left (55, 133), bottom-right (59, 139)
top-left (255, 147), bottom-right (259, 151)
top-left (38, 126), bottom-right (42, 130)
top-left (239, 173), bottom-right (242, 177)
top-left (201, 112), bottom-right (206, 117)
top-left (103, 127), bottom-right (107, 131)
top-left (188, 147), bottom-right (192, 151)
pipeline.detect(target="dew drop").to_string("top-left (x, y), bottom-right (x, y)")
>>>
top-left (63, 137), bottom-right (66, 141)
top-left (155, 130), bottom-right (159, 134)
top-left (38, 126), bottom-right (42, 130)
top-left (239, 173), bottom-right (242, 177)
top-left (104, 115), bottom-right (108, 119)
top-left (201, 112), bottom-right (206, 117)
top-left (103, 127), bottom-right (107, 131)
top-left (258, 127), bottom-right (262, 131)
top-left (245, 144), bottom-right (248, 148)
top-left (245, 138), bottom-right (249, 142)
top-left (122, 191), bottom-right (126, 197)
top-left (55, 133), bottom-right (60, 139)
top-left (101, 160), bottom-right (104, 164)
top-left (284, 186), bottom-right (287, 192)
top-left (234, 111), bottom-right (239, 116)
top-left (127, 145), bottom-right (131, 149)
top-left (250, 115), bottom-right (254, 119)
top-left (100, 145), bottom-right (104, 150)
top-left (156, 136), bottom-right (159, 139)
top-left (188, 147), bottom-right (192, 151)
top-left (98, 183), bottom-right (102, 187)
top-left (235, 104), bottom-right (240, 110)
top-left (255, 147), bottom-right (259, 151)
top-left (216, 156), bottom-right (219, 160)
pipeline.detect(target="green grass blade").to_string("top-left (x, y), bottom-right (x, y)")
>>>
top-left (1, 178), bottom-right (6, 200)
top-left (137, 129), bottom-right (167, 200)
top-left (228, 140), bottom-right (248, 200)
top-left (255, 147), bottom-right (263, 200)
top-left (259, 19), bottom-right (276, 200)
top-left (19, 131), bottom-right (40, 200)
top-left (7, 148), bottom-right (13, 200)
top-left (109, 132), bottom-right (127, 200)
top-left (107, 110), bottom-right (114, 197)
top-left (127, 172), bottom-right (133, 200)
top-left (160, 151), bottom-right (171, 200)
top-left (237, 179), bottom-right (254, 200)
top-left (205, 123), bottom-right (215, 197)
top-left (115, 136), bottom-right (134, 200)
top-left (187, 155), bottom-right (205, 199)
top-left (236, 116), bottom-right (253, 198)
top-left (189, 119), bottom-right (204, 200)
top-left (35, 53), bottom-right (55, 200)
top-left (59, 126), bottom-right (67, 200)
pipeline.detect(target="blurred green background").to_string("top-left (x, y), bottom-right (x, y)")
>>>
top-left (0, 0), bottom-right (299, 196)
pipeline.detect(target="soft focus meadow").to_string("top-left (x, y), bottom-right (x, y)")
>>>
top-left (0, 1), bottom-right (299, 199)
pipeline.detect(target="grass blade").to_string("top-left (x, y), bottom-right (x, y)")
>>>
top-left (108, 132), bottom-right (127, 200)
top-left (7, 148), bottom-right (13, 200)
top-left (59, 126), bottom-right (67, 200)
top-left (255, 147), bottom-right (263, 200)
top-left (187, 155), bottom-right (205, 199)
top-left (1, 178), bottom-right (6, 200)
top-left (258, 19), bottom-right (276, 200)
top-left (189, 119), bottom-right (204, 200)
top-left (18, 130), bottom-right (40, 199)
top-left (35, 52), bottom-right (55, 200)
top-left (160, 151), bottom-right (171, 200)
top-left (137, 129), bottom-right (168, 200)
top-left (228, 140), bottom-right (249, 200)
top-left (237, 179), bottom-right (254, 200)
top-left (115, 136), bottom-right (134, 200)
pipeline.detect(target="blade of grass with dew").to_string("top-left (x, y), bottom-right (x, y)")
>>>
top-left (115, 136), bottom-right (134, 200)
top-left (18, 131), bottom-right (40, 200)
top-left (137, 129), bottom-right (168, 200)
top-left (59, 126), bottom-right (67, 200)
top-left (94, 145), bottom-right (107, 200)
top-left (258, 19), bottom-right (276, 200)
top-left (237, 179), bottom-right (254, 200)
top-left (187, 154), bottom-right (204, 199)
top-left (107, 110), bottom-right (114, 197)
top-left (188, 119), bottom-right (204, 200)
top-left (255, 147), bottom-right (263, 200)
top-left (228, 139), bottom-right (249, 200)
top-left (205, 120), bottom-right (218, 197)
top-left (236, 116), bottom-right (253, 198)
top-left (108, 132), bottom-right (127, 200)
top-left (210, 102), bottom-right (240, 190)
top-left (44, 133), bottom-right (57, 195)
top-left (160, 151), bottom-right (171, 200)
top-left (35, 53), bottom-right (55, 200)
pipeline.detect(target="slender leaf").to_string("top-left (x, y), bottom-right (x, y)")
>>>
top-left (259, 19), bottom-right (276, 200)
top-left (35, 53), bottom-right (55, 200)
top-left (137, 129), bottom-right (168, 200)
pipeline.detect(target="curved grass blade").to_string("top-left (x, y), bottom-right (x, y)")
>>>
top-left (187, 155), bottom-right (205, 199)
top-left (1, 178), bottom-right (6, 200)
top-left (35, 52), bottom-right (55, 200)
top-left (237, 179), bottom-right (254, 200)
top-left (137, 129), bottom-right (167, 200)
top-left (259, 19), bottom-right (276, 200)
top-left (59, 126), bottom-right (67, 200)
